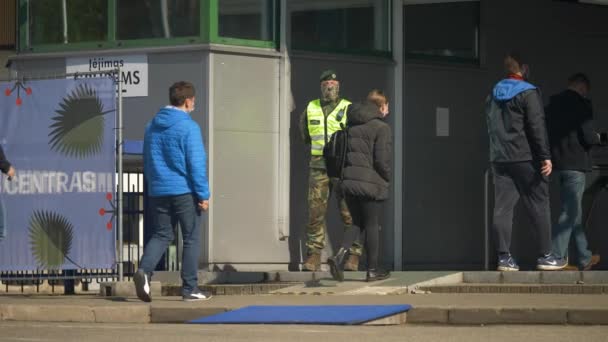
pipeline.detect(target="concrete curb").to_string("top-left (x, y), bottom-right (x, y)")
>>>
top-left (0, 304), bottom-right (150, 324)
top-left (150, 307), bottom-right (227, 324)
top-left (419, 284), bottom-right (608, 294)
top-left (2, 303), bottom-right (608, 325)
top-left (462, 271), bottom-right (608, 284)
top-left (407, 307), bottom-right (608, 325)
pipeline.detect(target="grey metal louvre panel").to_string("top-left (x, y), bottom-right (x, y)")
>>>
top-left (210, 53), bottom-right (287, 263)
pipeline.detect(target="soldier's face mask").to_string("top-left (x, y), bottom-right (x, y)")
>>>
top-left (321, 80), bottom-right (339, 102)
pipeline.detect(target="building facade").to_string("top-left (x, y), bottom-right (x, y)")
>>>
top-left (2, 0), bottom-right (607, 271)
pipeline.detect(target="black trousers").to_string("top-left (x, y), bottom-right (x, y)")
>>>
top-left (492, 161), bottom-right (552, 256)
top-left (341, 196), bottom-right (381, 270)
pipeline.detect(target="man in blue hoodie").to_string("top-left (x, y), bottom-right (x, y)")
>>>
top-left (486, 53), bottom-right (566, 271)
top-left (135, 81), bottom-right (211, 302)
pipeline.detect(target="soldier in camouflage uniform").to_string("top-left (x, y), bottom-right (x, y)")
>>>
top-left (299, 70), bottom-right (363, 271)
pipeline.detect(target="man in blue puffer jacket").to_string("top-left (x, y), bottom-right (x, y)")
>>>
top-left (134, 81), bottom-right (211, 302)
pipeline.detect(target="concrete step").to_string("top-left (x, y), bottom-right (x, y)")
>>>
top-left (151, 271), bottom-right (330, 285)
top-left (98, 281), bottom-right (301, 297)
top-left (419, 283), bottom-right (608, 294)
top-left (162, 283), bottom-right (300, 296)
top-left (462, 271), bottom-right (608, 284)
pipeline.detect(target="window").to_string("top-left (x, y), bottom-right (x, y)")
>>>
top-left (1, 0), bottom-right (17, 48)
top-left (28, 0), bottom-right (108, 45)
top-left (290, 0), bottom-right (390, 55)
top-left (404, 1), bottom-right (479, 63)
top-left (218, 0), bottom-right (275, 42)
top-left (19, 0), bottom-right (279, 52)
top-left (117, 0), bottom-right (199, 40)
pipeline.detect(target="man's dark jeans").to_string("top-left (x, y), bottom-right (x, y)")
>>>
top-left (492, 161), bottom-right (552, 256)
top-left (552, 170), bottom-right (592, 268)
top-left (139, 193), bottom-right (201, 295)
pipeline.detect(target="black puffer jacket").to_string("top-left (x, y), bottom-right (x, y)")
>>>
top-left (486, 79), bottom-right (551, 163)
top-left (546, 89), bottom-right (600, 171)
top-left (341, 102), bottom-right (392, 201)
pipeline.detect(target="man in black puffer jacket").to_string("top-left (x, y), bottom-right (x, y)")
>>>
top-left (327, 89), bottom-right (392, 282)
top-left (546, 73), bottom-right (601, 270)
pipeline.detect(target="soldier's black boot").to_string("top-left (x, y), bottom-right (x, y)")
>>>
top-left (327, 248), bottom-right (348, 282)
top-left (366, 269), bottom-right (391, 282)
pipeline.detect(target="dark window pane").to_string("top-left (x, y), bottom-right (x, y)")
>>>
top-left (1, 0), bottom-right (17, 47)
top-left (117, 0), bottom-right (199, 40)
top-left (290, 0), bottom-right (390, 53)
top-left (29, 0), bottom-right (108, 45)
top-left (219, 0), bottom-right (275, 41)
top-left (404, 2), bottom-right (479, 60)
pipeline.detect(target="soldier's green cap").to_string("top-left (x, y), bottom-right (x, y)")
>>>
top-left (319, 69), bottom-right (338, 82)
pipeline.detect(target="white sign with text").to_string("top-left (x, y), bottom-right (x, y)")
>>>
top-left (66, 55), bottom-right (148, 97)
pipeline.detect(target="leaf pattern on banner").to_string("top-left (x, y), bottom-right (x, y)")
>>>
top-left (28, 210), bottom-right (79, 269)
top-left (48, 84), bottom-right (113, 159)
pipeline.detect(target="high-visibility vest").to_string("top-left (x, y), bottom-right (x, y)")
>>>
top-left (306, 99), bottom-right (351, 156)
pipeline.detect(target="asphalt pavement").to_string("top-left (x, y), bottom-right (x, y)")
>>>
top-left (1, 321), bottom-right (607, 342)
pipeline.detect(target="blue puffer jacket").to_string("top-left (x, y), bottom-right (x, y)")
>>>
top-left (143, 106), bottom-right (210, 200)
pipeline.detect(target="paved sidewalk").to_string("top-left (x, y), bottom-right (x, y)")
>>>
top-left (1, 293), bottom-right (608, 325)
top-left (2, 271), bottom-right (608, 325)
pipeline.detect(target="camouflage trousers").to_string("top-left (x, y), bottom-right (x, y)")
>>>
top-left (306, 167), bottom-right (363, 256)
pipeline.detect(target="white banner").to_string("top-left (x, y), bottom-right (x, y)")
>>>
top-left (66, 55), bottom-right (148, 97)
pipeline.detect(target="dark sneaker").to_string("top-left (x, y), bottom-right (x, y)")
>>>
top-left (497, 253), bottom-right (519, 271)
top-left (183, 289), bottom-right (213, 302)
top-left (537, 253), bottom-right (567, 271)
top-left (366, 269), bottom-right (391, 282)
top-left (133, 269), bottom-right (152, 302)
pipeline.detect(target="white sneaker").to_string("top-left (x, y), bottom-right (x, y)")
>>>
top-left (133, 269), bottom-right (152, 302)
top-left (183, 289), bottom-right (212, 302)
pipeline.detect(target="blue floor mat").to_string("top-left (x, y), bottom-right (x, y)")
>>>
top-left (189, 305), bottom-right (412, 325)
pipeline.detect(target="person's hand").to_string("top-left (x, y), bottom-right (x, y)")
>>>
top-left (540, 160), bottom-right (552, 177)
top-left (6, 166), bottom-right (15, 179)
top-left (198, 200), bottom-right (209, 211)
